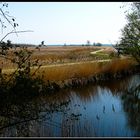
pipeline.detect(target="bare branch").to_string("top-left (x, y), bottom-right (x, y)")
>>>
top-left (0, 8), bottom-right (15, 31)
top-left (0, 30), bottom-right (34, 42)
top-left (4, 13), bottom-right (15, 19)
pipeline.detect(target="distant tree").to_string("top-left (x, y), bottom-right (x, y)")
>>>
top-left (93, 42), bottom-right (96, 46)
top-left (7, 40), bottom-right (12, 47)
top-left (41, 41), bottom-right (44, 46)
top-left (116, 2), bottom-right (140, 64)
top-left (38, 41), bottom-right (45, 48)
top-left (96, 42), bottom-right (102, 46)
top-left (86, 40), bottom-right (90, 46)
top-left (93, 42), bottom-right (102, 46)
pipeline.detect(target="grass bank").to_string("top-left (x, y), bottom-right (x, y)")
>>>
top-left (35, 58), bottom-right (135, 80)
top-left (31, 58), bottom-right (138, 89)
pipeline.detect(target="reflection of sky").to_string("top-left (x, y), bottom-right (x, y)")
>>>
top-left (68, 87), bottom-right (135, 136)
top-left (80, 88), bottom-right (132, 136)
top-left (42, 75), bottom-right (140, 137)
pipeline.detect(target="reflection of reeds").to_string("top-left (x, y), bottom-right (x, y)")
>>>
top-left (71, 85), bottom-right (99, 102)
top-left (61, 117), bottom-right (96, 137)
top-left (99, 74), bottom-right (134, 95)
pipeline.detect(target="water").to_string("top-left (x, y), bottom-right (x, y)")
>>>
top-left (0, 74), bottom-right (140, 137)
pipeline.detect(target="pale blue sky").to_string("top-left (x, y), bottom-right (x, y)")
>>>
top-left (1, 2), bottom-right (128, 45)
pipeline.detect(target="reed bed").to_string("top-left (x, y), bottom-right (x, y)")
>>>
top-left (102, 58), bottom-right (137, 74)
top-left (35, 61), bottom-right (100, 81)
top-left (35, 58), bottom-right (136, 82)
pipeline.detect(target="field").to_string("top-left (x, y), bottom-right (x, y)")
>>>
top-left (1, 45), bottom-right (137, 84)
top-left (31, 46), bottom-right (118, 65)
top-left (0, 45), bottom-right (117, 68)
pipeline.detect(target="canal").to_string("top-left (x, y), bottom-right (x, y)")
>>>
top-left (0, 74), bottom-right (140, 137)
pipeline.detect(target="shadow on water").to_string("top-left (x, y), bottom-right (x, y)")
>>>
top-left (0, 74), bottom-right (140, 137)
top-left (121, 77), bottom-right (140, 136)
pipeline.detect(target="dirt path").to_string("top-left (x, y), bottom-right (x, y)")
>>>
top-left (38, 59), bottom-right (111, 67)
top-left (2, 59), bottom-right (111, 73)
top-left (90, 48), bottom-right (105, 54)
top-left (90, 47), bottom-right (117, 54)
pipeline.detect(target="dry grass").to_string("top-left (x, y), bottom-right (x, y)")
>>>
top-left (0, 46), bottom-right (102, 69)
top-left (31, 46), bottom-right (101, 65)
top-left (35, 62), bottom-right (100, 81)
top-left (34, 58), bottom-right (136, 82)
top-left (102, 58), bottom-right (137, 74)
top-left (1, 46), bottom-right (137, 83)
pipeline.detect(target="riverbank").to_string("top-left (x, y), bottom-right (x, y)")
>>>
top-left (61, 64), bottom-right (140, 89)
top-left (1, 46), bottom-right (139, 95)
top-left (35, 58), bottom-right (139, 93)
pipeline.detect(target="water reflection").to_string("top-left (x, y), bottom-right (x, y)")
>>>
top-left (0, 74), bottom-right (139, 137)
top-left (0, 90), bottom-right (71, 137)
top-left (121, 78), bottom-right (140, 136)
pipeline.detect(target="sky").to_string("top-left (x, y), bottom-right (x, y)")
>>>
top-left (0, 2), bottom-right (129, 45)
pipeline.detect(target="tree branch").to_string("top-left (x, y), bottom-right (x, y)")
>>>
top-left (0, 30), bottom-right (34, 42)
top-left (0, 8), bottom-right (15, 32)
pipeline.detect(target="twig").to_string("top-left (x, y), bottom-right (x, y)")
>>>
top-left (0, 30), bottom-right (34, 42)
top-left (0, 8), bottom-right (16, 33)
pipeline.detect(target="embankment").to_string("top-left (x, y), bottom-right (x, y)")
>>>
top-left (36, 58), bottom-right (139, 93)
